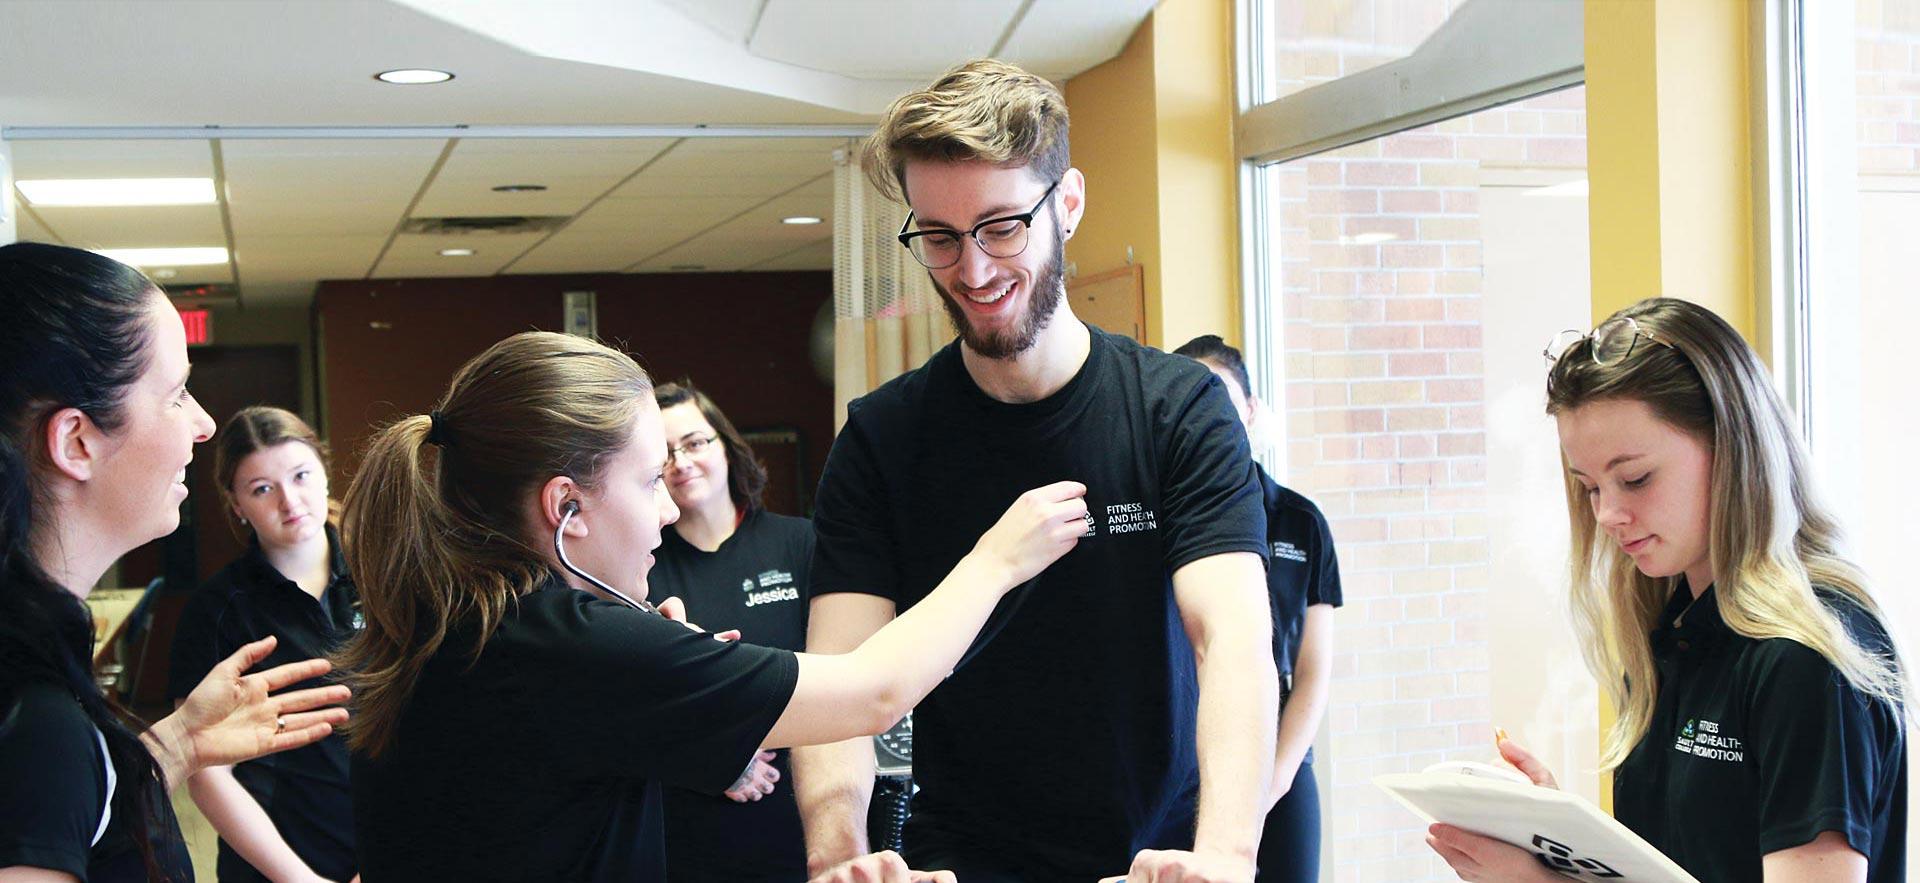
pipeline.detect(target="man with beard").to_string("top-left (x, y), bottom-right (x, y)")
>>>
top-left (795, 60), bottom-right (1278, 883)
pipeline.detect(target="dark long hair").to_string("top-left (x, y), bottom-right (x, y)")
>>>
top-left (654, 380), bottom-right (768, 513)
top-left (0, 242), bottom-right (174, 878)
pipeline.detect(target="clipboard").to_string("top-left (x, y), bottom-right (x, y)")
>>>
top-left (1375, 762), bottom-right (1700, 881)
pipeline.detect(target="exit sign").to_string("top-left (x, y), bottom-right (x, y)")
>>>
top-left (179, 309), bottom-right (211, 346)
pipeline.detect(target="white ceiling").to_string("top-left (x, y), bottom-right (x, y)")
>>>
top-left (12, 135), bottom-right (847, 303)
top-left (1, 0), bottom-right (1157, 306)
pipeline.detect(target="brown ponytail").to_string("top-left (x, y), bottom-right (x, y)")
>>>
top-left (336, 332), bottom-right (653, 757)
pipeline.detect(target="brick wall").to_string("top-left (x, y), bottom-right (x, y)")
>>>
top-left (1858, 0), bottom-right (1920, 173)
top-left (1263, 86), bottom-right (1587, 881)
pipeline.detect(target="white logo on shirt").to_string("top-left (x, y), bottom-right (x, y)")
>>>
top-left (756, 569), bottom-right (794, 588)
top-left (1673, 717), bottom-right (1744, 763)
top-left (1103, 501), bottom-right (1158, 535)
top-left (743, 570), bottom-right (800, 607)
top-left (1272, 541), bottom-right (1307, 563)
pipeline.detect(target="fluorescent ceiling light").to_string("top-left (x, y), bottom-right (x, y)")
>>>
top-left (94, 247), bottom-right (229, 267)
top-left (1339, 232), bottom-right (1398, 245)
top-left (376, 68), bottom-right (454, 85)
top-left (438, 247), bottom-right (476, 257)
top-left (17, 177), bottom-right (216, 207)
top-left (782, 216), bottom-right (823, 225)
top-left (1529, 179), bottom-right (1589, 197)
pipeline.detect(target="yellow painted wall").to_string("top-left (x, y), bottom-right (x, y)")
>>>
top-left (1585, 0), bottom-right (1755, 337)
top-left (1064, 0), bottom-right (1241, 349)
top-left (1584, 0), bottom-right (1766, 812)
top-left (1065, 16), bottom-right (1164, 340)
top-left (1151, 0), bottom-right (1241, 350)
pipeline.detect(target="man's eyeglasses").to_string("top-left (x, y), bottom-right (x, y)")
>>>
top-left (896, 179), bottom-right (1061, 270)
top-left (666, 434), bottom-right (717, 464)
top-left (1543, 316), bottom-right (1674, 369)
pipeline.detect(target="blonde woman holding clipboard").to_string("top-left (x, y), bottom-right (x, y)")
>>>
top-left (1428, 298), bottom-right (1906, 882)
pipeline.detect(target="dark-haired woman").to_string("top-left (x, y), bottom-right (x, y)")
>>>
top-left (341, 331), bottom-right (1085, 882)
top-left (169, 407), bottom-right (359, 883)
top-left (1171, 334), bottom-right (1342, 883)
top-left (0, 242), bottom-right (350, 882)
top-left (644, 382), bottom-right (811, 882)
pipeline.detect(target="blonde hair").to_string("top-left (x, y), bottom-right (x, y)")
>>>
top-left (336, 332), bottom-right (653, 757)
top-left (1547, 297), bottom-right (1905, 769)
top-left (863, 58), bottom-right (1070, 202)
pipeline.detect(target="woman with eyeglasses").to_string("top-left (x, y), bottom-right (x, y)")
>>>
top-left (0, 242), bottom-right (349, 883)
top-left (341, 331), bottom-right (1085, 882)
top-left (167, 407), bottom-right (360, 883)
top-left (1426, 298), bottom-right (1906, 882)
top-left (642, 380), bottom-right (813, 883)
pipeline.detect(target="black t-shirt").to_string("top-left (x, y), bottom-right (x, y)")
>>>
top-left (645, 509), bottom-right (813, 882)
top-left (809, 325), bottom-right (1269, 876)
top-left (166, 527), bottom-right (360, 882)
top-left (1259, 465), bottom-right (1342, 681)
top-left (1615, 583), bottom-right (1907, 882)
top-left (351, 578), bottom-right (800, 882)
top-left (0, 680), bottom-right (195, 882)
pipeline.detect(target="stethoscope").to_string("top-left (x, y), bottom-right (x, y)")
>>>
top-left (554, 500), bottom-right (660, 615)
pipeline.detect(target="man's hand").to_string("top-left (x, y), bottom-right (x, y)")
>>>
top-left (806, 851), bottom-right (956, 883)
top-left (1100, 848), bottom-right (1256, 883)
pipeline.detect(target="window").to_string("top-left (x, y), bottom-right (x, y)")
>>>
top-left (1240, 1), bottom-right (1591, 878)
top-left (1794, 0), bottom-right (1920, 859)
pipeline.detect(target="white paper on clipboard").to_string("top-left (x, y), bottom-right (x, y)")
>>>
top-left (1375, 764), bottom-right (1700, 882)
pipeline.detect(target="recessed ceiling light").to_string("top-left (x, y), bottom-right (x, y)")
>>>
top-left (94, 247), bottom-right (229, 267)
top-left (375, 68), bottom-right (454, 85)
top-left (17, 177), bottom-right (216, 207)
top-left (491, 184), bottom-right (548, 193)
top-left (782, 216), bottom-right (823, 225)
top-left (438, 247), bottom-right (476, 257)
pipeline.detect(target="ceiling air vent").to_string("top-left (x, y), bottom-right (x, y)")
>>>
top-left (400, 215), bottom-right (571, 235)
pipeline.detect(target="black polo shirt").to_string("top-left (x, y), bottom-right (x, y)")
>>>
top-left (809, 325), bottom-right (1268, 877)
top-left (167, 526), bottom-right (360, 882)
top-left (1259, 465), bottom-right (1342, 682)
top-left (1614, 582), bottom-right (1906, 882)
top-left (0, 680), bottom-right (195, 882)
top-left (646, 509), bottom-right (812, 882)
top-left (351, 578), bottom-right (800, 882)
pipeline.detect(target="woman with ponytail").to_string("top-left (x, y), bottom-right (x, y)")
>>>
top-left (341, 331), bottom-right (1087, 882)
top-left (0, 242), bottom-right (351, 883)
top-left (1427, 298), bottom-right (1907, 882)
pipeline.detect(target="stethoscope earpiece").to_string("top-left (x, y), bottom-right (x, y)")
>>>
top-left (553, 499), bottom-right (657, 615)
